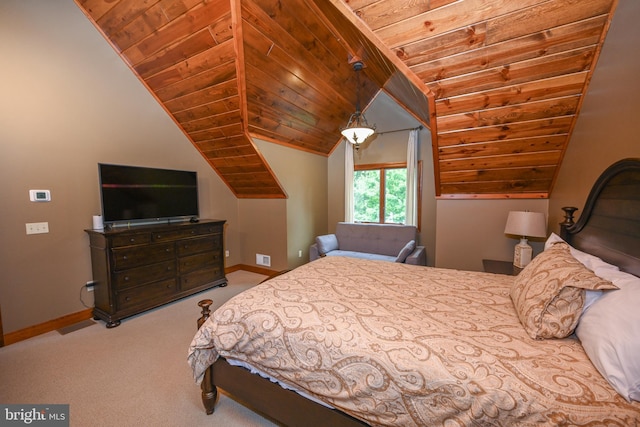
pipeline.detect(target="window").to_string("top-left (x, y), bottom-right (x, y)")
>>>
top-left (353, 162), bottom-right (421, 226)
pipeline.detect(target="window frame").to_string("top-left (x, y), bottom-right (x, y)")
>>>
top-left (353, 161), bottom-right (422, 230)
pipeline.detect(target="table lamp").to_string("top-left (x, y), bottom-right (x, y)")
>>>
top-left (504, 211), bottom-right (547, 268)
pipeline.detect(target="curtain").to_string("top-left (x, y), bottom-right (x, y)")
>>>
top-left (344, 141), bottom-right (354, 222)
top-left (406, 129), bottom-right (419, 226)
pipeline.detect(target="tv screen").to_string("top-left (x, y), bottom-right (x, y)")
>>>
top-left (99, 163), bottom-right (199, 224)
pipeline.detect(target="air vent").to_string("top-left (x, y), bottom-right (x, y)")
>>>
top-left (256, 254), bottom-right (271, 267)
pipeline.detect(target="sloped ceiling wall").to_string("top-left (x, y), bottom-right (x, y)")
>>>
top-left (75, 0), bottom-right (617, 199)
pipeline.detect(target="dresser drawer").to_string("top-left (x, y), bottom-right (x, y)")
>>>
top-left (153, 223), bottom-right (222, 242)
top-left (177, 235), bottom-right (220, 256)
top-left (179, 251), bottom-right (221, 274)
top-left (153, 228), bottom-right (199, 242)
top-left (111, 233), bottom-right (152, 248)
top-left (181, 266), bottom-right (223, 291)
top-left (116, 279), bottom-right (177, 310)
top-left (113, 260), bottom-right (176, 290)
top-left (191, 223), bottom-right (223, 236)
top-left (112, 243), bottom-right (174, 270)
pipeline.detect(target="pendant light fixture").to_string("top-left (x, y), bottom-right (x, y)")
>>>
top-left (341, 61), bottom-right (375, 148)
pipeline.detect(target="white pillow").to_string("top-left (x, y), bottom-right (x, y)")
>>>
top-left (575, 268), bottom-right (640, 402)
top-left (544, 233), bottom-right (620, 312)
top-left (545, 233), bottom-right (620, 272)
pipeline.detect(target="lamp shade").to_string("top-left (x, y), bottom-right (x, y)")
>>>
top-left (504, 211), bottom-right (547, 238)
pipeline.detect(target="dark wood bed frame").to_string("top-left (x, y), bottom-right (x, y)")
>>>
top-left (560, 158), bottom-right (640, 277)
top-left (195, 158), bottom-right (640, 426)
top-left (195, 299), bottom-right (368, 426)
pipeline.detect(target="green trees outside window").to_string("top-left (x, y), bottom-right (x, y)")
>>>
top-left (354, 167), bottom-right (407, 224)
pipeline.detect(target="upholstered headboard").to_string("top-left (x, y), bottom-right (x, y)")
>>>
top-left (560, 158), bottom-right (640, 277)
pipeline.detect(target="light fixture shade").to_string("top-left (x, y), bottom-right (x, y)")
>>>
top-left (341, 109), bottom-right (375, 145)
top-left (504, 211), bottom-right (547, 238)
top-left (341, 122), bottom-right (375, 145)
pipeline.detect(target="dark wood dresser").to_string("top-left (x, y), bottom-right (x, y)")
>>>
top-left (85, 219), bottom-right (226, 328)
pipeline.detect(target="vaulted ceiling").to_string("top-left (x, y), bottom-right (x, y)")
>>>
top-left (75, 0), bottom-right (618, 199)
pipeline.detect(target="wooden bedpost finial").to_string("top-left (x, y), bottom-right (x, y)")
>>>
top-left (560, 207), bottom-right (578, 240)
top-left (197, 299), bottom-right (213, 329)
top-left (560, 207), bottom-right (578, 228)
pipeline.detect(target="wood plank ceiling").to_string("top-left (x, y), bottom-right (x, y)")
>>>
top-left (75, 0), bottom-right (618, 199)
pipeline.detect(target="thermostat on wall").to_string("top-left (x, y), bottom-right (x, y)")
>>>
top-left (29, 189), bottom-right (51, 202)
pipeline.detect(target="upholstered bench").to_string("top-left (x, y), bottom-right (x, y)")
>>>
top-left (309, 222), bottom-right (426, 265)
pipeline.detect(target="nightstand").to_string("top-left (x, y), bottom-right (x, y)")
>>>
top-left (482, 259), bottom-right (523, 276)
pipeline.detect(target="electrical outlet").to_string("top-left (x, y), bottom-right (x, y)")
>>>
top-left (225, 250), bottom-right (230, 257)
top-left (26, 222), bottom-right (49, 235)
top-left (85, 280), bottom-right (96, 292)
top-left (298, 250), bottom-right (302, 258)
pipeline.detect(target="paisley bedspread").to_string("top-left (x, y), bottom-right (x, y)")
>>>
top-left (188, 256), bottom-right (640, 426)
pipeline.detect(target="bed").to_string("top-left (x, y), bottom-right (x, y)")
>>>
top-left (188, 158), bottom-right (640, 426)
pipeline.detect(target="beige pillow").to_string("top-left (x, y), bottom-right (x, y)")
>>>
top-left (510, 242), bottom-right (617, 339)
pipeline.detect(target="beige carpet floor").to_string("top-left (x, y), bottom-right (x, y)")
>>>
top-left (0, 270), bottom-right (278, 427)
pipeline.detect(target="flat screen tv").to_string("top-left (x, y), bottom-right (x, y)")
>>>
top-left (98, 163), bottom-right (199, 226)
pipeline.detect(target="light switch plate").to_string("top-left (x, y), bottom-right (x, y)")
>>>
top-left (26, 222), bottom-right (49, 235)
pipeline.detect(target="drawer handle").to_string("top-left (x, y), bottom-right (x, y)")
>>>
top-left (130, 238), bottom-right (135, 242)
top-left (124, 276), bottom-right (130, 281)
top-left (125, 296), bottom-right (131, 301)
top-left (157, 235), bottom-right (162, 239)
top-left (167, 284), bottom-right (173, 289)
top-left (184, 244), bottom-right (189, 249)
top-left (167, 266), bottom-right (172, 271)
top-left (123, 255), bottom-right (128, 260)
top-left (166, 248), bottom-right (170, 252)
